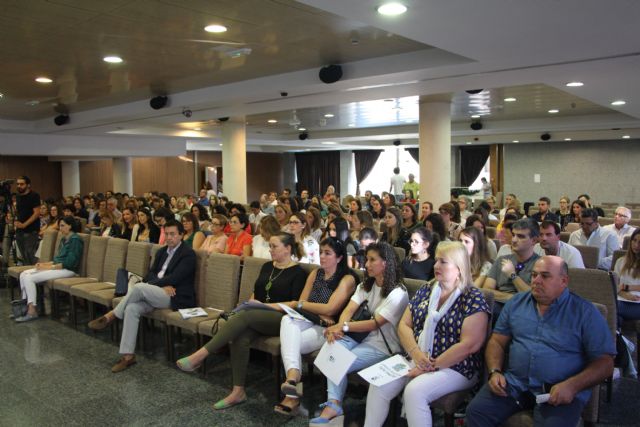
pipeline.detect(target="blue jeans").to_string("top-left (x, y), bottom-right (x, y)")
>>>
top-left (327, 335), bottom-right (389, 402)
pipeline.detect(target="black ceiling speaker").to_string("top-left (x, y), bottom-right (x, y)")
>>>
top-left (54, 114), bottom-right (69, 126)
top-left (149, 95), bottom-right (168, 110)
top-left (299, 132), bottom-right (309, 140)
top-left (218, 117), bottom-right (229, 122)
top-left (392, 140), bottom-right (401, 146)
top-left (470, 121), bottom-right (483, 131)
top-left (465, 89), bottom-right (484, 95)
top-left (540, 133), bottom-right (551, 141)
top-left (319, 64), bottom-right (343, 84)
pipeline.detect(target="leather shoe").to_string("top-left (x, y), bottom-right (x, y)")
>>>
top-left (111, 356), bottom-right (136, 373)
top-left (88, 315), bottom-right (113, 331)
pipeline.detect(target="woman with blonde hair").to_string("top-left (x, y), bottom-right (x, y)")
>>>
top-left (274, 204), bottom-right (292, 230)
top-left (459, 226), bottom-right (492, 288)
top-left (364, 241), bottom-right (490, 427)
top-left (251, 215), bottom-right (282, 259)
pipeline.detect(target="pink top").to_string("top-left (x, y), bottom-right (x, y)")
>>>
top-left (201, 233), bottom-right (228, 254)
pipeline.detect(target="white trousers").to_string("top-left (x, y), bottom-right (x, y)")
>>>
top-left (113, 283), bottom-right (170, 354)
top-left (19, 268), bottom-right (75, 306)
top-left (364, 367), bottom-right (476, 427)
top-left (279, 315), bottom-right (326, 374)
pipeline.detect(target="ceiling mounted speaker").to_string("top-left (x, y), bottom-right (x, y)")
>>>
top-left (319, 65), bottom-right (342, 84)
top-left (149, 95), bottom-right (168, 110)
top-left (299, 132), bottom-right (309, 140)
top-left (465, 89), bottom-right (484, 95)
top-left (218, 117), bottom-right (229, 122)
top-left (54, 114), bottom-right (69, 126)
top-left (470, 121), bottom-right (483, 131)
top-left (540, 133), bottom-right (551, 141)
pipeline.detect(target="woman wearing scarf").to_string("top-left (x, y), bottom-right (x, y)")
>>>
top-left (364, 241), bottom-right (490, 427)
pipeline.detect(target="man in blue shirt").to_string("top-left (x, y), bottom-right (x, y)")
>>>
top-left (466, 256), bottom-right (615, 427)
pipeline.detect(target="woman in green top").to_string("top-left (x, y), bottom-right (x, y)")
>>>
top-left (181, 212), bottom-right (205, 249)
top-left (16, 216), bottom-right (84, 322)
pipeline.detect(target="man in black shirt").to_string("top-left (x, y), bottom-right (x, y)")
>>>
top-left (531, 196), bottom-right (559, 223)
top-left (14, 176), bottom-right (41, 265)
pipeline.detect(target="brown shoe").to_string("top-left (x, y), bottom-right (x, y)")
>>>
top-left (111, 356), bottom-right (136, 373)
top-left (88, 315), bottom-right (113, 331)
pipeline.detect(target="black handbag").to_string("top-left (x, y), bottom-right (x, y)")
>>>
top-left (296, 308), bottom-right (331, 327)
top-left (346, 300), bottom-right (372, 342)
top-left (114, 268), bottom-right (143, 297)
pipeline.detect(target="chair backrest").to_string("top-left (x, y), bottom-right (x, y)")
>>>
top-left (205, 253), bottom-right (241, 311)
top-left (393, 246), bottom-right (405, 264)
top-left (75, 233), bottom-right (91, 276)
top-left (193, 249), bottom-right (209, 305)
top-left (611, 249), bottom-right (626, 271)
top-left (568, 268), bottom-right (617, 340)
top-left (559, 232), bottom-right (571, 243)
top-left (565, 223), bottom-right (580, 233)
top-left (299, 262), bottom-right (317, 276)
top-left (102, 238), bottom-right (129, 283)
top-left (622, 236), bottom-right (630, 250)
top-left (486, 226), bottom-right (497, 239)
top-left (598, 217), bottom-right (614, 226)
top-left (78, 217), bottom-right (88, 233)
top-left (125, 241), bottom-right (152, 278)
top-left (238, 256), bottom-right (268, 303)
top-left (405, 278), bottom-right (425, 299)
top-left (38, 230), bottom-right (59, 262)
top-left (150, 243), bottom-right (163, 266)
top-left (573, 244), bottom-right (600, 269)
top-left (352, 268), bottom-right (364, 284)
top-left (85, 236), bottom-right (109, 280)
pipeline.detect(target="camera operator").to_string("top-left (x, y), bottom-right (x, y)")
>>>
top-left (14, 176), bottom-right (41, 265)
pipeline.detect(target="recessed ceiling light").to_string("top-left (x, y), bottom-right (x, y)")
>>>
top-left (25, 100), bottom-right (39, 106)
top-left (103, 56), bottom-right (123, 63)
top-left (298, 127), bottom-right (306, 131)
top-left (35, 77), bottom-right (53, 83)
top-left (0, 93), bottom-right (3, 98)
top-left (548, 109), bottom-right (559, 114)
top-left (564, 138), bottom-right (572, 141)
top-left (324, 113), bottom-right (334, 118)
top-left (622, 135), bottom-right (631, 139)
top-left (384, 99), bottom-right (394, 102)
top-left (377, 2), bottom-right (407, 16)
top-left (322, 141), bottom-right (337, 145)
top-left (204, 24), bottom-right (227, 33)
top-left (471, 114), bottom-right (481, 119)
top-left (611, 100), bottom-right (626, 106)
top-left (219, 143), bottom-right (223, 146)
top-left (267, 119), bottom-right (278, 124)
top-left (465, 141), bottom-right (472, 145)
top-left (566, 81), bottom-right (584, 87)
top-left (193, 127), bottom-right (201, 131)
top-left (512, 140), bottom-right (519, 143)
top-left (504, 97), bottom-right (517, 102)
top-left (348, 123), bottom-right (355, 127)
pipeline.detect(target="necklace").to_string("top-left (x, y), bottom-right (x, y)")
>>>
top-left (265, 263), bottom-right (289, 302)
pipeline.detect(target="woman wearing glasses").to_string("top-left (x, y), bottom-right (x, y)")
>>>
top-left (288, 212), bottom-right (320, 264)
top-left (176, 232), bottom-right (307, 410)
top-left (225, 213), bottom-right (253, 259)
top-left (200, 214), bottom-right (228, 254)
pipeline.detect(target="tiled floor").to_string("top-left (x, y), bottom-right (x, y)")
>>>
top-left (2, 286), bottom-right (640, 426)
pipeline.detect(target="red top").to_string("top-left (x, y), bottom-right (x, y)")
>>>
top-left (225, 231), bottom-right (253, 256)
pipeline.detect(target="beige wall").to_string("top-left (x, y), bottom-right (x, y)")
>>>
top-left (0, 156), bottom-right (61, 200)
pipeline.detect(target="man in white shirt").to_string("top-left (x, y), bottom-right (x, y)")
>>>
top-left (248, 201), bottom-right (266, 233)
top-left (569, 209), bottom-right (619, 270)
top-left (603, 206), bottom-right (636, 247)
top-left (534, 220), bottom-right (585, 268)
top-left (389, 167), bottom-right (406, 201)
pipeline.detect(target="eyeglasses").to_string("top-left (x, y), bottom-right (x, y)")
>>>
top-left (614, 213), bottom-right (630, 219)
top-left (211, 222), bottom-right (222, 226)
top-left (288, 220), bottom-right (302, 225)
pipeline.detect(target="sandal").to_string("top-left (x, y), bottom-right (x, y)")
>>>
top-left (309, 401), bottom-right (344, 426)
top-left (274, 401), bottom-right (300, 416)
top-left (280, 379), bottom-right (303, 397)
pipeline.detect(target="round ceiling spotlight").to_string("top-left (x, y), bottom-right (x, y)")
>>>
top-left (377, 2), bottom-right (407, 16)
top-left (103, 56), bottom-right (123, 63)
top-left (35, 77), bottom-right (53, 83)
top-left (204, 24), bottom-right (227, 33)
top-left (504, 97), bottom-right (517, 102)
top-left (566, 82), bottom-right (584, 87)
top-left (611, 100), bottom-right (626, 106)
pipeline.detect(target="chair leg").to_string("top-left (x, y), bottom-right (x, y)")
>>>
top-left (273, 355), bottom-right (282, 401)
top-left (70, 295), bottom-right (78, 329)
top-left (606, 376), bottom-right (613, 402)
top-left (9, 276), bottom-right (16, 301)
top-left (165, 324), bottom-right (174, 362)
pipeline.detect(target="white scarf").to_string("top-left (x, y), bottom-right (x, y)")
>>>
top-left (417, 282), bottom-right (461, 355)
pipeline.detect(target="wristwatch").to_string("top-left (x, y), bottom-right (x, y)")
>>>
top-left (488, 368), bottom-right (503, 378)
top-left (342, 321), bottom-right (350, 333)
top-left (509, 272), bottom-right (517, 281)
top-left (297, 300), bottom-right (305, 310)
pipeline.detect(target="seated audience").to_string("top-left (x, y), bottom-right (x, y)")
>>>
top-left (250, 215), bottom-right (279, 259)
top-left (603, 206), bottom-right (636, 247)
top-left (248, 201), bottom-right (266, 234)
top-left (348, 198), bottom-right (362, 216)
top-left (424, 213), bottom-right (448, 243)
top-left (568, 208), bottom-right (619, 270)
top-left (89, 220), bottom-right (196, 372)
top-left (16, 216), bottom-right (84, 322)
top-left (458, 196), bottom-right (471, 222)
top-left (153, 207), bottom-right (174, 245)
top-left (274, 204), bottom-right (292, 231)
top-left (530, 196), bottom-right (559, 223)
top-left (350, 210), bottom-right (374, 242)
top-left (534, 220), bottom-right (585, 268)
top-left (369, 195), bottom-right (386, 220)
top-left (498, 193), bottom-right (518, 221)
top-left (615, 228), bottom-right (640, 320)
top-left (310, 242), bottom-right (409, 426)
top-left (190, 203), bottom-right (213, 233)
top-left (225, 213), bottom-right (253, 258)
top-left (569, 199), bottom-right (586, 227)
top-left (306, 206), bottom-right (323, 243)
top-left (365, 241), bottom-right (490, 427)
top-left (353, 227), bottom-right (378, 270)
top-left (176, 233), bottom-right (307, 409)
top-left (181, 212), bottom-right (205, 249)
top-left (381, 207), bottom-right (403, 248)
top-left (459, 226), bottom-right (493, 288)
top-left (555, 196), bottom-right (573, 230)
top-left (119, 207), bottom-right (139, 241)
top-left (465, 214), bottom-right (498, 260)
top-left (326, 216), bottom-right (357, 266)
top-left (200, 214), bottom-right (228, 254)
top-left (100, 210), bottom-right (121, 238)
top-left (134, 208), bottom-right (160, 243)
top-left (419, 201), bottom-right (433, 223)
top-left (73, 197), bottom-right (89, 220)
top-left (578, 193), bottom-right (606, 217)
top-left (439, 203), bottom-right (463, 241)
top-left (288, 212), bottom-right (320, 264)
top-left (401, 226), bottom-right (437, 281)
top-left (466, 256), bottom-right (615, 427)
top-left (275, 238), bottom-right (357, 416)
top-left (399, 203), bottom-right (420, 246)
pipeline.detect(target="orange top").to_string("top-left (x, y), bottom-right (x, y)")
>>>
top-left (225, 231), bottom-right (253, 256)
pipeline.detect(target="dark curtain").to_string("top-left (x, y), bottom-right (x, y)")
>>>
top-left (295, 151), bottom-right (341, 196)
top-left (406, 148), bottom-right (419, 164)
top-left (460, 146), bottom-right (490, 187)
top-left (353, 150), bottom-right (383, 195)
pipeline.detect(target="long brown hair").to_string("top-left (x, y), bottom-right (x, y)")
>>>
top-left (460, 226), bottom-right (491, 279)
top-left (363, 242), bottom-right (404, 297)
top-left (621, 228), bottom-right (640, 279)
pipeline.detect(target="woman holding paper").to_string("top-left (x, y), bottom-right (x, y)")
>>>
top-left (175, 232), bottom-right (307, 410)
top-left (615, 228), bottom-right (640, 320)
top-left (364, 241), bottom-right (490, 427)
top-left (275, 238), bottom-right (357, 416)
top-left (310, 242), bottom-right (409, 427)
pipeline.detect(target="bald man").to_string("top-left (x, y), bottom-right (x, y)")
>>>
top-left (467, 256), bottom-right (615, 427)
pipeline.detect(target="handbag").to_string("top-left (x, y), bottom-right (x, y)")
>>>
top-left (296, 308), bottom-right (331, 327)
top-left (11, 299), bottom-right (28, 319)
top-left (114, 268), bottom-right (143, 297)
top-left (346, 300), bottom-right (372, 342)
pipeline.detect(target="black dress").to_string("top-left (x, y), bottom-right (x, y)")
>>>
top-left (402, 257), bottom-right (435, 281)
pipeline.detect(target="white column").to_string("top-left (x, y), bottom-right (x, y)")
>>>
top-left (339, 150), bottom-right (356, 196)
top-left (61, 160), bottom-right (80, 196)
top-left (113, 157), bottom-right (133, 194)
top-left (221, 118), bottom-right (247, 204)
top-left (419, 94), bottom-right (452, 208)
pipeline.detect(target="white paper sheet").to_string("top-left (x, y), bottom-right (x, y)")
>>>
top-left (278, 303), bottom-right (311, 322)
top-left (314, 341), bottom-right (357, 385)
top-left (618, 291), bottom-right (640, 303)
top-left (233, 300), bottom-right (278, 312)
top-left (357, 354), bottom-right (412, 387)
top-left (178, 307), bottom-right (208, 319)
